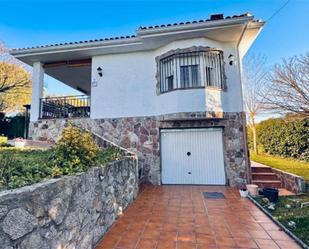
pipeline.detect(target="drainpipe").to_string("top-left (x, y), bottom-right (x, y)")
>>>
top-left (236, 23), bottom-right (252, 184)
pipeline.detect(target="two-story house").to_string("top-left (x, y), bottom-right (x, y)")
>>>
top-left (10, 13), bottom-right (264, 186)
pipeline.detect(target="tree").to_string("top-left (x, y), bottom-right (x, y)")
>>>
top-left (264, 54), bottom-right (309, 117)
top-left (0, 42), bottom-right (31, 112)
top-left (243, 54), bottom-right (269, 154)
top-left (0, 62), bottom-right (31, 112)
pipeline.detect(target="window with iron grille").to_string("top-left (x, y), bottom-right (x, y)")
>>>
top-left (158, 50), bottom-right (224, 93)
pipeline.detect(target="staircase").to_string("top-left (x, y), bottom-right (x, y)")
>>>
top-left (251, 162), bottom-right (282, 188)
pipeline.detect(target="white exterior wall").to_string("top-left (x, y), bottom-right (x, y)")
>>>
top-left (30, 62), bottom-right (44, 122)
top-left (90, 38), bottom-right (243, 119)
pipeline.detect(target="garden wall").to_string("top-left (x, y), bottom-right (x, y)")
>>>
top-left (0, 157), bottom-right (138, 249)
top-left (271, 168), bottom-right (306, 193)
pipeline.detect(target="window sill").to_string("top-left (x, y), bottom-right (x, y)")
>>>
top-left (160, 86), bottom-right (205, 94)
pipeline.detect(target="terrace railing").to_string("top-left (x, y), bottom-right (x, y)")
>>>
top-left (40, 95), bottom-right (90, 119)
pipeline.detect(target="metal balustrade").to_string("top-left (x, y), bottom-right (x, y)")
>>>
top-left (40, 95), bottom-right (90, 119)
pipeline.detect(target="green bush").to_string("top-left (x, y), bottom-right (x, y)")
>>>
top-left (0, 150), bottom-right (53, 189)
top-left (50, 123), bottom-right (99, 175)
top-left (0, 136), bottom-right (8, 145)
top-left (248, 115), bottom-right (309, 161)
top-left (0, 124), bottom-right (124, 190)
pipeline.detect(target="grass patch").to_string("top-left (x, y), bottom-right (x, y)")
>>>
top-left (254, 194), bottom-right (309, 246)
top-left (251, 152), bottom-right (309, 181)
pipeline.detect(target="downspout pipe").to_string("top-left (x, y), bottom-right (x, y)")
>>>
top-left (236, 23), bottom-right (252, 184)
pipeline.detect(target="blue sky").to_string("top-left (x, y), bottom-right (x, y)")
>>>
top-left (1, 0), bottom-right (308, 96)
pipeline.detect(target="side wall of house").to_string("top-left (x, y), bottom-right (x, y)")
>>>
top-left (90, 38), bottom-right (243, 119)
top-left (29, 111), bottom-right (249, 186)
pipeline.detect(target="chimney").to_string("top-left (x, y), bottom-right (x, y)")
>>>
top-left (210, 14), bottom-right (224, 21)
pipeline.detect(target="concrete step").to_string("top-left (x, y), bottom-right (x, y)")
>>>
top-left (252, 173), bottom-right (279, 181)
top-left (252, 180), bottom-right (282, 189)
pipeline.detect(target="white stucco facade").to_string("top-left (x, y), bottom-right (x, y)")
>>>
top-left (90, 38), bottom-right (243, 119)
top-left (10, 14), bottom-right (264, 121)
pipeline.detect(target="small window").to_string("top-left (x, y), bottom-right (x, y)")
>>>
top-left (180, 65), bottom-right (199, 88)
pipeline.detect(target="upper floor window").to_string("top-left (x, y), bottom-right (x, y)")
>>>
top-left (157, 48), bottom-right (225, 93)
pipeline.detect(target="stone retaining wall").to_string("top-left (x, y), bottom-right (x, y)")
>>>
top-left (29, 111), bottom-right (249, 186)
top-left (271, 168), bottom-right (306, 193)
top-left (0, 157), bottom-right (138, 249)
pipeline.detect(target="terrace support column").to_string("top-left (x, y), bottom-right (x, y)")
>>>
top-left (30, 62), bottom-right (44, 122)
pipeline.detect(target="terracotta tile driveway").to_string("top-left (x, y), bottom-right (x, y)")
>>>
top-left (96, 185), bottom-right (300, 249)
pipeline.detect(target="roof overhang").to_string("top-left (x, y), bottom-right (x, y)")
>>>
top-left (9, 15), bottom-right (264, 94)
top-left (10, 16), bottom-right (264, 66)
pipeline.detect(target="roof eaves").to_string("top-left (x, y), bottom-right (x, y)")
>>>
top-left (137, 15), bottom-right (255, 37)
top-left (10, 35), bottom-right (141, 56)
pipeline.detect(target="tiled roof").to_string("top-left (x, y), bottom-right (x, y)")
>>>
top-left (13, 35), bottom-right (137, 51)
top-left (138, 13), bottom-right (253, 30)
top-left (13, 13), bottom-right (254, 51)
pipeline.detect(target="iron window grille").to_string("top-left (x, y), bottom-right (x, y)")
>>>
top-left (159, 50), bottom-right (225, 93)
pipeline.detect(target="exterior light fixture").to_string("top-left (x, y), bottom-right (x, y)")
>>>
top-left (97, 67), bottom-right (103, 77)
top-left (228, 54), bottom-right (236, 66)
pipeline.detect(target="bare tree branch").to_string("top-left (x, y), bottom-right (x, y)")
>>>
top-left (263, 54), bottom-right (309, 117)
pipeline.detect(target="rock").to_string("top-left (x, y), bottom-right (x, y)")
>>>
top-left (20, 232), bottom-right (50, 249)
top-left (288, 221), bottom-right (296, 228)
top-left (2, 208), bottom-right (38, 240)
top-left (0, 205), bottom-right (8, 219)
top-left (267, 204), bottom-right (276, 211)
top-left (41, 225), bottom-right (57, 240)
top-left (48, 197), bottom-right (69, 225)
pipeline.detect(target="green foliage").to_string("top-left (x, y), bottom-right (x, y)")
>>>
top-left (0, 150), bottom-right (53, 189)
top-left (96, 147), bottom-right (122, 164)
top-left (248, 115), bottom-right (309, 161)
top-left (250, 152), bottom-right (309, 181)
top-left (50, 123), bottom-right (99, 175)
top-left (0, 135), bottom-right (7, 145)
top-left (0, 125), bottom-right (123, 191)
top-left (0, 113), bottom-right (27, 139)
top-left (254, 194), bottom-right (309, 245)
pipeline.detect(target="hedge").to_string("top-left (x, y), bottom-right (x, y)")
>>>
top-left (248, 115), bottom-right (309, 162)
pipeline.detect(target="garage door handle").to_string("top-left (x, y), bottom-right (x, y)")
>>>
top-left (187, 152), bottom-right (191, 156)
top-left (188, 172), bottom-right (192, 174)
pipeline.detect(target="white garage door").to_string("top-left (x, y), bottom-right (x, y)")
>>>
top-left (161, 128), bottom-right (226, 185)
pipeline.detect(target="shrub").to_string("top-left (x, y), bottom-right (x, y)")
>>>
top-left (248, 115), bottom-right (309, 161)
top-left (96, 146), bottom-right (122, 164)
top-left (0, 136), bottom-right (8, 145)
top-left (0, 150), bottom-right (53, 190)
top-left (0, 124), bottom-right (124, 191)
top-left (51, 123), bottom-right (99, 175)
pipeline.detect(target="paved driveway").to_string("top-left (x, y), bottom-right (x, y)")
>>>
top-left (96, 185), bottom-right (300, 249)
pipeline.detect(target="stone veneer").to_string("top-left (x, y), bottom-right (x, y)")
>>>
top-left (271, 168), bottom-right (306, 194)
top-left (29, 112), bottom-right (249, 186)
top-left (0, 157), bottom-right (138, 249)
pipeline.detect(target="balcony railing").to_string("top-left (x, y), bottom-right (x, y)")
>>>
top-left (40, 95), bottom-right (90, 119)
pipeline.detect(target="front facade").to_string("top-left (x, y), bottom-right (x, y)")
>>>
top-left (11, 13), bottom-right (264, 186)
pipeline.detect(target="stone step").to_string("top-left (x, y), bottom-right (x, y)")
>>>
top-left (252, 180), bottom-right (282, 189)
top-left (252, 173), bottom-right (279, 181)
